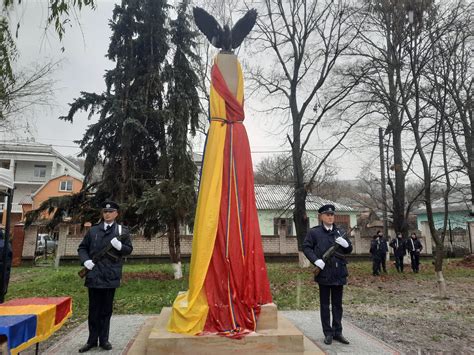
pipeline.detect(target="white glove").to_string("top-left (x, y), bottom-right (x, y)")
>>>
top-left (111, 237), bottom-right (122, 251)
top-left (84, 260), bottom-right (95, 270)
top-left (315, 259), bottom-right (325, 270)
top-left (336, 237), bottom-right (349, 248)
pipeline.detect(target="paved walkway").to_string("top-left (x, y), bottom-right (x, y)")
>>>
top-left (40, 312), bottom-right (400, 354)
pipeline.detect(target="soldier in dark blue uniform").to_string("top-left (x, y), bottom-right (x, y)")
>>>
top-left (303, 204), bottom-right (353, 345)
top-left (370, 230), bottom-right (389, 275)
top-left (406, 232), bottom-right (423, 273)
top-left (78, 201), bottom-right (133, 353)
top-left (0, 227), bottom-right (12, 297)
top-left (378, 231), bottom-right (389, 273)
top-left (370, 233), bottom-right (382, 276)
top-left (389, 233), bottom-right (406, 273)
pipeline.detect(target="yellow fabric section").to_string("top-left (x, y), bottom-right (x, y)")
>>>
top-left (0, 305), bottom-right (56, 354)
top-left (168, 59), bottom-right (240, 335)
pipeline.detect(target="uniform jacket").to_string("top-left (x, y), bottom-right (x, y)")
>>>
top-left (389, 237), bottom-right (406, 257)
top-left (405, 237), bottom-right (423, 254)
top-left (303, 224), bottom-right (353, 286)
top-left (370, 236), bottom-right (388, 257)
top-left (78, 222), bottom-right (133, 288)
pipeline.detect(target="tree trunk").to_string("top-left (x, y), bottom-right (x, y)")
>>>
top-left (168, 219), bottom-right (182, 279)
top-left (392, 126), bottom-right (407, 237)
top-left (434, 243), bottom-right (447, 298)
top-left (298, 251), bottom-right (310, 268)
top-left (294, 185), bottom-right (308, 267)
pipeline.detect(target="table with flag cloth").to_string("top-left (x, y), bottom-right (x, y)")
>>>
top-left (0, 297), bottom-right (72, 354)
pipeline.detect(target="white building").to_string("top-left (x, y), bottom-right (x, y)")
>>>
top-left (0, 140), bottom-right (83, 222)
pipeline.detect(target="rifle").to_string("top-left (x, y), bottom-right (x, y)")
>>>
top-left (313, 230), bottom-right (348, 276)
top-left (78, 228), bottom-right (128, 279)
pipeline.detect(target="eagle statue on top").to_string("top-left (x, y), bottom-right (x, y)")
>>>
top-left (193, 7), bottom-right (257, 53)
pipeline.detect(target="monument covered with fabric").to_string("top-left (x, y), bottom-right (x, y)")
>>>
top-left (167, 55), bottom-right (272, 338)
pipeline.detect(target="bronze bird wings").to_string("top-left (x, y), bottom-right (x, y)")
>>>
top-left (193, 7), bottom-right (257, 51)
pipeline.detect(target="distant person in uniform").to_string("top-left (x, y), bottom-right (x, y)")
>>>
top-left (0, 226), bottom-right (12, 296)
top-left (370, 232), bottom-right (382, 276)
top-left (389, 233), bottom-right (406, 273)
top-left (377, 231), bottom-right (389, 273)
top-left (78, 201), bottom-right (133, 353)
top-left (406, 232), bottom-right (423, 273)
top-left (303, 204), bottom-right (353, 345)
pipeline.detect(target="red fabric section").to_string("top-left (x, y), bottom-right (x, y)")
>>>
top-left (203, 65), bottom-right (272, 338)
top-left (3, 297), bottom-right (72, 325)
top-left (210, 65), bottom-right (245, 123)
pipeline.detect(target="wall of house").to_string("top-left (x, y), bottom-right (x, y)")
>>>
top-left (14, 161), bottom-right (53, 183)
top-left (10, 184), bottom-right (39, 207)
top-left (416, 211), bottom-right (470, 230)
top-left (419, 216), bottom-right (472, 255)
top-left (258, 209), bottom-right (357, 236)
top-left (33, 176), bottom-right (83, 209)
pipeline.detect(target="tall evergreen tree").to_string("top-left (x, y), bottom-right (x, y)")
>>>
top-left (28, 0), bottom-right (202, 278)
top-left (60, 0), bottom-right (170, 210)
top-left (135, 0), bottom-right (201, 278)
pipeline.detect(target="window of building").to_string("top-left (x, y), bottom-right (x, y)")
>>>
top-left (59, 180), bottom-right (73, 191)
top-left (34, 165), bottom-right (47, 178)
top-left (273, 217), bottom-right (293, 236)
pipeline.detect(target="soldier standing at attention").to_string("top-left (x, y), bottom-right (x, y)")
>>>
top-left (406, 232), bottom-right (423, 273)
top-left (378, 231), bottom-right (389, 273)
top-left (389, 233), bottom-right (406, 273)
top-left (370, 232), bottom-right (382, 276)
top-left (303, 204), bottom-right (353, 346)
top-left (78, 201), bottom-right (133, 353)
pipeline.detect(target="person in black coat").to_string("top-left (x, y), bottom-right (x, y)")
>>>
top-left (369, 233), bottom-right (382, 276)
top-left (78, 201), bottom-right (133, 353)
top-left (0, 227), bottom-right (12, 296)
top-left (406, 232), bottom-right (423, 273)
top-left (389, 233), bottom-right (406, 273)
top-left (378, 231), bottom-right (389, 273)
top-left (303, 204), bottom-right (353, 346)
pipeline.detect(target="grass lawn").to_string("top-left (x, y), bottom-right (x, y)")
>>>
top-left (7, 259), bottom-right (474, 352)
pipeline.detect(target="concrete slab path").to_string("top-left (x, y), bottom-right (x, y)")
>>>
top-left (37, 312), bottom-right (400, 354)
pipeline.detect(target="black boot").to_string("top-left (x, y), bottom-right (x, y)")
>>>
top-left (78, 343), bottom-right (96, 353)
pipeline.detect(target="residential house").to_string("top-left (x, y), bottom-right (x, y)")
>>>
top-left (254, 184), bottom-right (357, 237)
top-left (0, 140), bottom-right (84, 224)
top-left (413, 185), bottom-right (473, 254)
top-left (19, 174), bottom-right (84, 217)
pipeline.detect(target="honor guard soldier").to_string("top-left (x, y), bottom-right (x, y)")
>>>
top-left (406, 232), bottom-right (423, 273)
top-left (303, 204), bottom-right (353, 345)
top-left (389, 233), bottom-right (406, 273)
top-left (78, 201), bottom-right (133, 352)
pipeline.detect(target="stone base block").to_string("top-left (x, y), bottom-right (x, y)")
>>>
top-left (129, 307), bottom-right (323, 354)
top-left (256, 302), bottom-right (278, 330)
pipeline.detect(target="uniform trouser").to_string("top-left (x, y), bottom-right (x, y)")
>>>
top-left (87, 288), bottom-right (116, 345)
top-left (372, 256), bottom-right (381, 275)
top-left (394, 255), bottom-right (404, 272)
top-left (319, 284), bottom-right (343, 337)
top-left (410, 252), bottom-right (420, 272)
top-left (380, 253), bottom-right (387, 272)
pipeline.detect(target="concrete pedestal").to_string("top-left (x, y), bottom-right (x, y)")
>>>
top-left (126, 305), bottom-right (323, 354)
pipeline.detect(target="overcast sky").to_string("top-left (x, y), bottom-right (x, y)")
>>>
top-left (5, 0), bottom-right (370, 180)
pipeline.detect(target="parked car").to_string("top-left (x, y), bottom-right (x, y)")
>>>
top-left (36, 234), bottom-right (57, 254)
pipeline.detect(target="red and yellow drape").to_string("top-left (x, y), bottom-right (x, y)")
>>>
top-left (167, 57), bottom-right (272, 338)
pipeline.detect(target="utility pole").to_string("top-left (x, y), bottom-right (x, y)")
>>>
top-left (379, 127), bottom-right (388, 239)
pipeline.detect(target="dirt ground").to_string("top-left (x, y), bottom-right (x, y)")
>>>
top-left (345, 261), bottom-right (474, 354)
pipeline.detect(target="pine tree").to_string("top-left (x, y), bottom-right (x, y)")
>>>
top-left (135, 0), bottom-right (201, 277)
top-left (61, 0), bottom-right (170, 210)
top-left (29, 1), bottom-right (202, 278)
